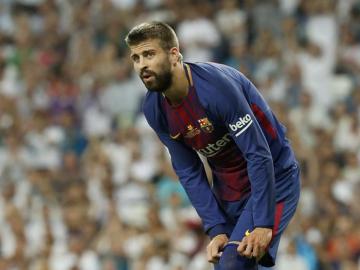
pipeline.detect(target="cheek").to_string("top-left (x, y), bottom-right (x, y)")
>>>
top-left (159, 59), bottom-right (171, 71)
top-left (133, 63), bottom-right (141, 73)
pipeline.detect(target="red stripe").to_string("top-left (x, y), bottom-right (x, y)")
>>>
top-left (164, 99), bottom-right (186, 132)
top-left (182, 88), bottom-right (205, 147)
top-left (176, 105), bottom-right (191, 129)
top-left (183, 89), bottom-right (202, 122)
top-left (188, 87), bottom-right (205, 116)
top-left (264, 201), bottom-right (285, 252)
top-left (273, 201), bottom-right (285, 236)
top-left (251, 104), bottom-right (277, 139)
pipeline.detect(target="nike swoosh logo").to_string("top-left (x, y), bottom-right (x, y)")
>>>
top-left (245, 229), bottom-right (251, 236)
top-left (170, 133), bottom-right (181, 139)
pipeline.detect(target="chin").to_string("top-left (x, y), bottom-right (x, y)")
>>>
top-left (147, 87), bottom-right (165, 93)
top-left (144, 82), bottom-right (164, 93)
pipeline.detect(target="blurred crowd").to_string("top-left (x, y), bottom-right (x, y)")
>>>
top-left (0, 0), bottom-right (359, 269)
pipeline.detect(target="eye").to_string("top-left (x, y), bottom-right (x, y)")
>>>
top-left (144, 50), bottom-right (155, 58)
top-left (131, 54), bottom-right (139, 63)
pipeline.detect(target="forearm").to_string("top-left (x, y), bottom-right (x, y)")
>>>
top-left (248, 157), bottom-right (275, 228)
top-left (176, 161), bottom-right (227, 234)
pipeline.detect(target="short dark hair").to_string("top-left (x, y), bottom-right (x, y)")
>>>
top-left (125, 21), bottom-right (179, 51)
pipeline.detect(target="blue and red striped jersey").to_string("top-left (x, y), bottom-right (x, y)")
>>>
top-left (143, 62), bottom-right (298, 237)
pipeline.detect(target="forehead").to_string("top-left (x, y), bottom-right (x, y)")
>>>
top-left (129, 39), bottom-right (163, 55)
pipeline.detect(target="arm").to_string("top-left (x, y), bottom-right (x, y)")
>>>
top-left (144, 113), bottom-right (228, 237)
top-left (211, 69), bottom-right (276, 229)
top-left (156, 129), bottom-right (231, 262)
top-left (210, 69), bottom-right (276, 259)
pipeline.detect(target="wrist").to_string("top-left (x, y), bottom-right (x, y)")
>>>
top-left (213, 234), bottom-right (228, 240)
top-left (207, 224), bottom-right (229, 239)
top-left (254, 225), bottom-right (273, 229)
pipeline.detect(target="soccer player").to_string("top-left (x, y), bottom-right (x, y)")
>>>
top-left (125, 22), bottom-right (300, 270)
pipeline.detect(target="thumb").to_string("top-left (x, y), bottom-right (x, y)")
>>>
top-left (211, 241), bottom-right (221, 258)
top-left (208, 234), bottom-right (228, 260)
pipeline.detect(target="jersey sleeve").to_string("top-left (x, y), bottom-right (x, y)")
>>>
top-left (143, 108), bottom-right (228, 237)
top-left (210, 68), bottom-right (276, 228)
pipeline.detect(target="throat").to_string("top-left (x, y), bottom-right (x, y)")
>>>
top-left (163, 63), bottom-right (191, 106)
top-left (163, 79), bottom-right (189, 106)
top-left (164, 88), bottom-right (188, 106)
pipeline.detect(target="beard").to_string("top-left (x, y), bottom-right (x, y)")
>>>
top-left (140, 60), bottom-right (172, 93)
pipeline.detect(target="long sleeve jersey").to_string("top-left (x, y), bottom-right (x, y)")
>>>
top-left (143, 62), bottom-right (298, 237)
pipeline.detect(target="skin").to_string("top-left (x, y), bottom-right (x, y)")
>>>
top-left (128, 38), bottom-right (273, 264)
top-left (129, 39), bottom-right (189, 105)
top-left (207, 228), bottom-right (272, 263)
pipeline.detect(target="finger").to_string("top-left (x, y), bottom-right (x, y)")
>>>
top-left (256, 249), bottom-right (266, 262)
top-left (207, 252), bottom-right (219, 263)
top-left (209, 252), bottom-right (221, 263)
top-left (213, 251), bottom-right (222, 261)
top-left (210, 243), bottom-right (221, 263)
top-left (211, 243), bottom-right (218, 257)
top-left (243, 240), bottom-right (253, 257)
top-left (252, 242), bottom-right (260, 258)
top-left (237, 237), bottom-right (247, 254)
top-left (206, 243), bottom-right (216, 262)
top-left (257, 241), bottom-right (267, 257)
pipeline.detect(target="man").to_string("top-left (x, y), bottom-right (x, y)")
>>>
top-left (125, 21), bottom-right (300, 270)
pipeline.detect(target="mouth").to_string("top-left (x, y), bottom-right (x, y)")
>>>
top-left (141, 73), bottom-right (154, 82)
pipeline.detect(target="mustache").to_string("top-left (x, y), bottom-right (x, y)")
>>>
top-left (140, 69), bottom-right (156, 78)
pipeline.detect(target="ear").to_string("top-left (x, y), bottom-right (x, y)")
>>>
top-left (169, 47), bottom-right (180, 65)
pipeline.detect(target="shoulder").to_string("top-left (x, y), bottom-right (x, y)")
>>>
top-left (142, 91), bottom-right (168, 132)
top-left (142, 91), bottom-right (157, 117)
top-left (188, 62), bottom-right (248, 87)
top-left (188, 62), bottom-right (250, 107)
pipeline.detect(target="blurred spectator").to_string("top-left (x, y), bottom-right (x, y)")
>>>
top-left (277, 237), bottom-right (309, 270)
top-left (0, 0), bottom-right (359, 269)
top-left (177, 1), bottom-right (221, 62)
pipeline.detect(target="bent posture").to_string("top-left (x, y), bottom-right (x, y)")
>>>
top-left (125, 21), bottom-right (300, 270)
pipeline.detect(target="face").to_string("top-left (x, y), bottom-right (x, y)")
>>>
top-left (130, 39), bottom-right (174, 92)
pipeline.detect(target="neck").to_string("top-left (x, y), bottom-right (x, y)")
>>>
top-left (163, 63), bottom-right (189, 105)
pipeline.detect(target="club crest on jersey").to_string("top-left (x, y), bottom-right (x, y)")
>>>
top-left (184, 124), bottom-right (200, 138)
top-left (198, 117), bottom-right (214, 133)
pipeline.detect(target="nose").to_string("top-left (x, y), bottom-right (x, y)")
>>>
top-left (138, 56), bottom-right (148, 70)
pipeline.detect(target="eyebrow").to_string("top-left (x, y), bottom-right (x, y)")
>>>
top-left (130, 53), bottom-right (138, 60)
top-left (130, 49), bottom-right (156, 59)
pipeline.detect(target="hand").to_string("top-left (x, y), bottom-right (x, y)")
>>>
top-left (237, 227), bottom-right (272, 261)
top-left (206, 234), bottom-right (228, 263)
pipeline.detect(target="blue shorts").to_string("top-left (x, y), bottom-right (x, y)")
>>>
top-left (215, 167), bottom-right (300, 270)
